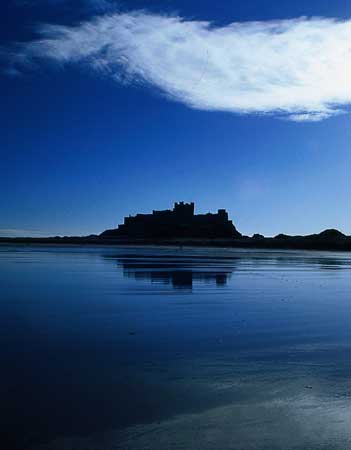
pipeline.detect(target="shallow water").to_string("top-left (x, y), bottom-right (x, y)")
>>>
top-left (2, 245), bottom-right (351, 449)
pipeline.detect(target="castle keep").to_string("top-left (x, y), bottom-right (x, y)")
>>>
top-left (101, 202), bottom-right (241, 238)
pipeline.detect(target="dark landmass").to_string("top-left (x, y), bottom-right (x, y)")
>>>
top-left (2, 202), bottom-right (351, 251)
top-left (2, 229), bottom-right (351, 251)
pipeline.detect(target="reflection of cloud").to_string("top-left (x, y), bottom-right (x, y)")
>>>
top-left (110, 396), bottom-right (351, 450)
top-left (36, 372), bottom-right (351, 450)
top-left (5, 12), bottom-right (351, 120)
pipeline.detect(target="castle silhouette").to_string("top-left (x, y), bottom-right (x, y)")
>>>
top-left (101, 201), bottom-right (242, 239)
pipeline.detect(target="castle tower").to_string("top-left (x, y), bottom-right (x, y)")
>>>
top-left (173, 201), bottom-right (195, 219)
top-left (217, 209), bottom-right (228, 221)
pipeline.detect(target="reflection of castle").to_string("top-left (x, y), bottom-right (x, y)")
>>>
top-left (116, 257), bottom-right (232, 290)
top-left (123, 269), bottom-right (229, 290)
top-left (101, 202), bottom-right (242, 238)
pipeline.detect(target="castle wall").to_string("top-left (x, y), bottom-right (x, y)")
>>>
top-left (108, 202), bottom-right (242, 238)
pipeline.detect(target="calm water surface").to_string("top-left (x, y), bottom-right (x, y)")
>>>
top-left (2, 245), bottom-right (351, 449)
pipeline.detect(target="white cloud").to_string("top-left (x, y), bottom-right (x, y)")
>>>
top-left (6, 11), bottom-right (351, 121)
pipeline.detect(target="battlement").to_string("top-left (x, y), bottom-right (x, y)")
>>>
top-left (173, 201), bottom-right (194, 217)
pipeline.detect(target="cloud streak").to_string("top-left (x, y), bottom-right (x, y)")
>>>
top-left (5, 11), bottom-right (351, 121)
top-left (0, 228), bottom-right (52, 237)
top-left (16, 0), bottom-right (116, 11)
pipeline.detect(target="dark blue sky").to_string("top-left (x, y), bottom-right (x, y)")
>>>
top-left (2, 0), bottom-right (351, 237)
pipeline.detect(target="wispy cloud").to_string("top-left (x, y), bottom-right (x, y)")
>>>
top-left (5, 11), bottom-right (351, 121)
top-left (0, 228), bottom-right (52, 237)
top-left (17, 0), bottom-right (116, 9)
top-left (83, 0), bottom-right (116, 11)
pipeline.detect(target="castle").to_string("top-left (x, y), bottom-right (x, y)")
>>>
top-left (101, 202), bottom-right (242, 239)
